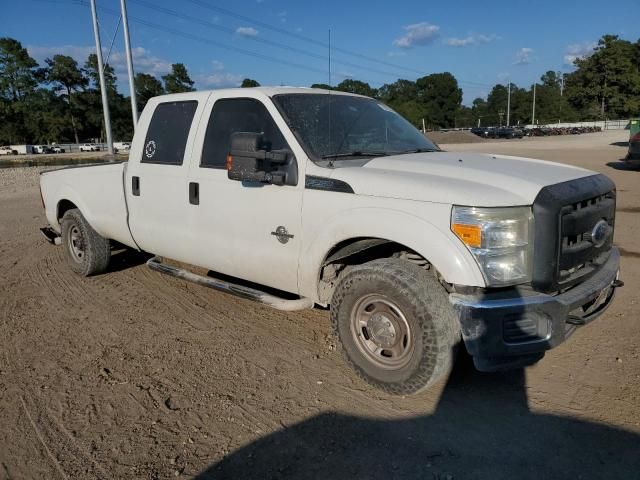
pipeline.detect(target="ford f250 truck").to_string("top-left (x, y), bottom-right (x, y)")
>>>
top-left (39, 87), bottom-right (622, 394)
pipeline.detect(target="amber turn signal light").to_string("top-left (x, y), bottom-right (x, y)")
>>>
top-left (452, 223), bottom-right (482, 248)
top-left (226, 154), bottom-right (233, 170)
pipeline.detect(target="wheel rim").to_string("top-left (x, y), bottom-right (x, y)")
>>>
top-left (350, 294), bottom-right (413, 370)
top-left (67, 224), bottom-right (85, 263)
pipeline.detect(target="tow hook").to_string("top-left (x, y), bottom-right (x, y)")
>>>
top-left (40, 226), bottom-right (61, 245)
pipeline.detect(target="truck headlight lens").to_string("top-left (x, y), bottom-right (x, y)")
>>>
top-left (451, 206), bottom-right (534, 286)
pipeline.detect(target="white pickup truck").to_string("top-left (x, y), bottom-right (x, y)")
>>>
top-left (40, 87), bottom-right (622, 394)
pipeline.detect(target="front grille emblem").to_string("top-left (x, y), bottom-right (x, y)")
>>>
top-left (591, 219), bottom-right (611, 247)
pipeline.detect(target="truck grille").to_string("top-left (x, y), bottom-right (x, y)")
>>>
top-left (531, 174), bottom-right (616, 293)
top-left (557, 192), bottom-right (615, 289)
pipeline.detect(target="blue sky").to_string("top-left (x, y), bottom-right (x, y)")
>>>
top-left (3, 0), bottom-right (639, 103)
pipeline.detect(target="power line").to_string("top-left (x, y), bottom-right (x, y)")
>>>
top-left (29, 0), bottom-right (495, 90)
top-left (128, 0), bottom-right (408, 80)
top-left (183, 0), bottom-right (425, 76)
top-left (122, 0), bottom-right (495, 89)
top-left (91, 2), bottom-right (330, 77)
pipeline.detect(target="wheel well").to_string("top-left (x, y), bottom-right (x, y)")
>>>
top-left (317, 237), bottom-right (431, 304)
top-left (57, 200), bottom-right (77, 221)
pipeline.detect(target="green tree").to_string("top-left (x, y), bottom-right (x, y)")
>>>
top-left (241, 78), bottom-right (260, 87)
top-left (487, 84), bottom-right (508, 125)
top-left (0, 37), bottom-right (39, 101)
top-left (162, 63), bottom-right (195, 93)
top-left (415, 72), bottom-right (462, 128)
top-left (377, 79), bottom-right (421, 125)
top-left (565, 35), bottom-right (640, 119)
top-left (83, 53), bottom-right (117, 92)
top-left (334, 79), bottom-right (377, 97)
top-left (135, 73), bottom-right (164, 112)
top-left (470, 97), bottom-right (490, 126)
top-left (310, 83), bottom-right (333, 90)
top-left (45, 54), bottom-right (87, 144)
top-left (0, 38), bottom-right (41, 143)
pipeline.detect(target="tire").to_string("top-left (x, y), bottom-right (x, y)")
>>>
top-left (331, 258), bottom-right (460, 395)
top-left (61, 208), bottom-right (110, 276)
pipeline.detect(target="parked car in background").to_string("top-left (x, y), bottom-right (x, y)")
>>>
top-left (33, 145), bottom-right (53, 154)
top-left (470, 127), bottom-right (489, 138)
top-left (51, 146), bottom-right (65, 153)
top-left (114, 142), bottom-right (131, 152)
top-left (0, 146), bottom-right (18, 155)
top-left (496, 127), bottom-right (524, 139)
top-left (79, 143), bottom-right (100, 152)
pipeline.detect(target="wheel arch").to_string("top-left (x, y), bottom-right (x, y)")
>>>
top-left (57, 199), bottom-right (78, 221)
top-left (298, 208), bottom-right (485, 304)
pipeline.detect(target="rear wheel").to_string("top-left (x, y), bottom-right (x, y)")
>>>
top-left (331, 258), bottom-right (460, 395)
top-left (61, 208), bottom-right (110, 276)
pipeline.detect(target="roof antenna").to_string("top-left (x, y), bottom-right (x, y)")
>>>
top-left (328, 28), bottom-right (332, 87)
top-left (328, 28), bottom-right (333, 163)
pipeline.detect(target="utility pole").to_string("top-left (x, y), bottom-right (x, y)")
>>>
top-left (506, 82), bottom-right (511, 127)
top-left (120, 0), bottom-right (138, 129)
top-left (89, 0), bottom-right (114, 154)
top-left (531, 83), bottom-right (536, 126)
top-left (601, 77), bottom-right (606, 119)
top-left (560, 74), bottom-right (564, 96)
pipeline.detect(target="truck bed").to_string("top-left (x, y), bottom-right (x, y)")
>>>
top-left (40, 161), bottom-right (138, 249)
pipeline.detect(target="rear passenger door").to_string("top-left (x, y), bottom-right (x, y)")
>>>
top-left (126, 97), bottom-right (206, 260)
top-left (187, 95), bottom-right (304, 294)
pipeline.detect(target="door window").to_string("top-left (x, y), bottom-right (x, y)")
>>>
top-left (201, 98), bottom-right (289, 169)
top-left (142, 101), bottom-right (198, 165)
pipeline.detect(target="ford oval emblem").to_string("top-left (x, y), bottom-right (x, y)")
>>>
top-left (591, 219), bottom-right (610, 247)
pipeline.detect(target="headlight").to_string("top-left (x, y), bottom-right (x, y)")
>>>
top-left (451, 206), bottom-right (534, 287)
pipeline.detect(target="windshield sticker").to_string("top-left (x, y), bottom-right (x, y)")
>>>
top-left (145, 140), bottom-right (157, 158)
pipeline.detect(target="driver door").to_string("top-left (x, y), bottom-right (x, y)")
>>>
top-left (186, 94), bottom-right (304, 294)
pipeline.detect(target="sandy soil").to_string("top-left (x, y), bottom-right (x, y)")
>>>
top-left (0, 130), bottom-right (639, 479)
top-left (426, 130), bottom-right (487, 144)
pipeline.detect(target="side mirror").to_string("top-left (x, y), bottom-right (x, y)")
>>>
top-left (227, 132), bottom-right (298, 186)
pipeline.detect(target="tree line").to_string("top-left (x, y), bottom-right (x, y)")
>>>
top-left (1, 34), bottom-right (638, 145)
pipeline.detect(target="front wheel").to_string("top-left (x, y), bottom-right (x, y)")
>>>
top-left (331, 258), bottom-right (460, 395)
top-left (61, 209), bottom-right (110, 276)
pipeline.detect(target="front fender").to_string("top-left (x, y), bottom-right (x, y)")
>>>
top-left (298, 205), bottom-right (485, 302)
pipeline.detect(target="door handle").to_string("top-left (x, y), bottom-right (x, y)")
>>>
top-left (189, 182), bottom-right (199, 205)
top-left (132, 176), bottom-right (140, 196)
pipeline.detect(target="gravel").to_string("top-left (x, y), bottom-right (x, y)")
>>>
top-left (0, 166), bottom-right (47, 191)
top-left (426, 130), bottom-right (487, 144)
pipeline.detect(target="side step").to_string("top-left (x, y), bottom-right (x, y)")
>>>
top-left (40, 226), bottom-right (61, 245)
top-left (146, 256), bottom-right (314, 312)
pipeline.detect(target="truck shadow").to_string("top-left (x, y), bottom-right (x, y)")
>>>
top-left (606, 160), bottom-right (638, 171)
top-left (194, 274), bottom-right (637, 479)
top-left (106, 245), bottom-right (152, 273)
top-left (194, 352), bottom-right (640, 479)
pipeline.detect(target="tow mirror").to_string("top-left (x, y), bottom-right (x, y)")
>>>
top-left (227, 132), bottom-right (298, 186)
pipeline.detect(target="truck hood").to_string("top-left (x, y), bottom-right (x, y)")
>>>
top-left (330, 151), bottom-right (596, 206)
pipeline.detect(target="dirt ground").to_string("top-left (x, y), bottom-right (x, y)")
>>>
top-left (0, 130), bottom-right (639, 480)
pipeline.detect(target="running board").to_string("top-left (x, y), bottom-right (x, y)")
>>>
top-left (40, 226), bottom-right (61, 245)
top-left (146, 256), bottom-right (314, 312)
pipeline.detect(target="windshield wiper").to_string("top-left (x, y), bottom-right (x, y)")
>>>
top-left (321, 151), bottom-right (389, 159)
top-left (394, 148), bottom-right (440, 155)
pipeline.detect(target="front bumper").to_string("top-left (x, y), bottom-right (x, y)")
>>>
top-left (450, 247), bottom-right (621, 371)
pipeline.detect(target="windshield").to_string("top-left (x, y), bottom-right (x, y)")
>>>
top-left (272, 93), bottom-right (439, 163)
